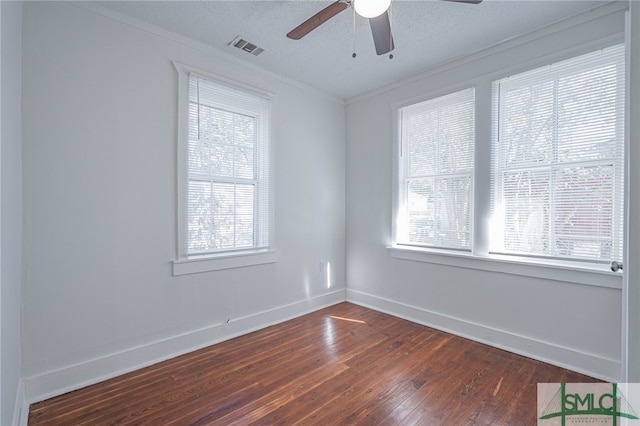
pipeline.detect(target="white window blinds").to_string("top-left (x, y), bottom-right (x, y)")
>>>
top-left (185, 74), bottom-right (272, 256)
top-left (398, 88), bottom-right (475, 250)
top-left (490, 44), bottom-right (625, 263)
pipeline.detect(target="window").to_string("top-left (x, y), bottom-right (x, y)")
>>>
top-left (490, 44), bottom-right (625, 263)
top-left (396, 88), bottom-right (475, 250)
top-left (178, 71), bottom-right (273, 264)
top-left (392, 43), bottom-right (626, 279)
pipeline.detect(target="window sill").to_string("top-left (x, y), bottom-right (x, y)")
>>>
top-left (387, 245), bottom-right (622, 289)
top-left (172, 249), bottom-right (279, 276)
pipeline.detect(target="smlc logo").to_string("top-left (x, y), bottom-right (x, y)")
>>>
top-left (538, 383), bottom-right (640, 425)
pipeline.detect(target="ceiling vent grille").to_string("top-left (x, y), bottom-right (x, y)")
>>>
top-left (229, 36), bottom-right (264, 56)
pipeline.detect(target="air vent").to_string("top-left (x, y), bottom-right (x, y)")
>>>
top-left (229, 36), bottom-right (264, 56)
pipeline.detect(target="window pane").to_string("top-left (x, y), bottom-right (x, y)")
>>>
top-left (234, 146), bottom-right (254, 179)
top-left (436, 176), bottom-right (472, 248)
top-left (503, 81), bottom-right (554, 167)
top-left (211, 182), bottom-right (235, 250)
top-left (502, 170), bottom-right (550, 255)
top-left (212, 183), bottom-right (235, 216)
top-left (199, 105), bottom-right (234, 143)
top-left (235, 184), bottom-right (255, 216)
top-left (407, 110), bottom-right (438, 177)
top-left (234, 114), bottom-right (255, 147)
top-left (439, 103), bottom-right (475, 173)
top-left (187, 181), bottom-right (213, 253)
top-left (214, 219), bottom-right (235, 249)
top-left (557, 65), bottom-right (619, 163)
top-left (235, 215), bottom-right (255, 248)
top-left (555, 165), bottom-right (614, 259)
top-left (188, 140), bottom-right (234, 177)
top-left (406, 176), bottom-right (471, 249)
top-left (407, 178), bottom-right (435, 244)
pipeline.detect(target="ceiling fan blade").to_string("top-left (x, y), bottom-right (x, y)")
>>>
top-left (442, 0), bottom-right (483, 4)
top-left (369, 11), bottom-right (394, 56)
top-left (287, 1), bottom-right (349, 40)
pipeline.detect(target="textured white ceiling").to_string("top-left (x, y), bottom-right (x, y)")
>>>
top-left (95, 0), bottom-right (610, 99)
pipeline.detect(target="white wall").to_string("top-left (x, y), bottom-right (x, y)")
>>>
top-left (626, 0), bottom-right (640, 382)
top-left (21, 2), bottom-right (345, 402)
top-left (1, 1), bottom-right (24, 424)
top-left (346, 3), bottom-right (628, 381)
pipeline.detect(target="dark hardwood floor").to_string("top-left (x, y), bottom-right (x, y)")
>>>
top-left (28, 302), bottom-right (599, 425)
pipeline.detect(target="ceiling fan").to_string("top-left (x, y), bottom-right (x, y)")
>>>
top-left (287, 0), bottom-right (483, 56)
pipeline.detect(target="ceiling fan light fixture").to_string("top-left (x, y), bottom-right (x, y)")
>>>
top-left (353, 0), bottom-right (391, 18)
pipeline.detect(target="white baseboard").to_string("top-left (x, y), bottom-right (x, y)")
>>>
top-left (346, 288), bottom-right (621, 382)
top-left (23, 289), bottom-right (346, 404)
top-left (23, 286), bottom-right (620, 409)
top-left (13, 379), bottom-right (28, 426)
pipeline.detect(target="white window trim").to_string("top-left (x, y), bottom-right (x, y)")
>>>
top-left (387, 245), bottom-right (621, 289)
top-left (172, 61), bottom-right (278, 275)
top-left (390, 37), bottom-right (626, 288)
top-left (173, 249), bottom-right (280, 276)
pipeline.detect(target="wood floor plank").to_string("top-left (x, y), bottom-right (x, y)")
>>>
top-left (303, 331), bottom-right (446, 424)
top-left (28, 302), bottom-right (601, 425)
top-left (256, 330), bottom-right (446, 425)
top-left (88, 325), bottom-right (352, 424)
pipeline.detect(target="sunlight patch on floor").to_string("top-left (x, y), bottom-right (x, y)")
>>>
top-left (329, 315), bottom-right (367, 324)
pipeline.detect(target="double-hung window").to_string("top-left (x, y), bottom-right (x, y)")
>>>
top-left (490, 44), bottom-right (625, 264)
top-left (393, 43), bottom-right (625, 274)
top-left (396, 88), bottom-right (475, 251)
top-left (186, 74), bottom-right (272, 256)
top-left (173, 65), bottom-right (274, 274)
